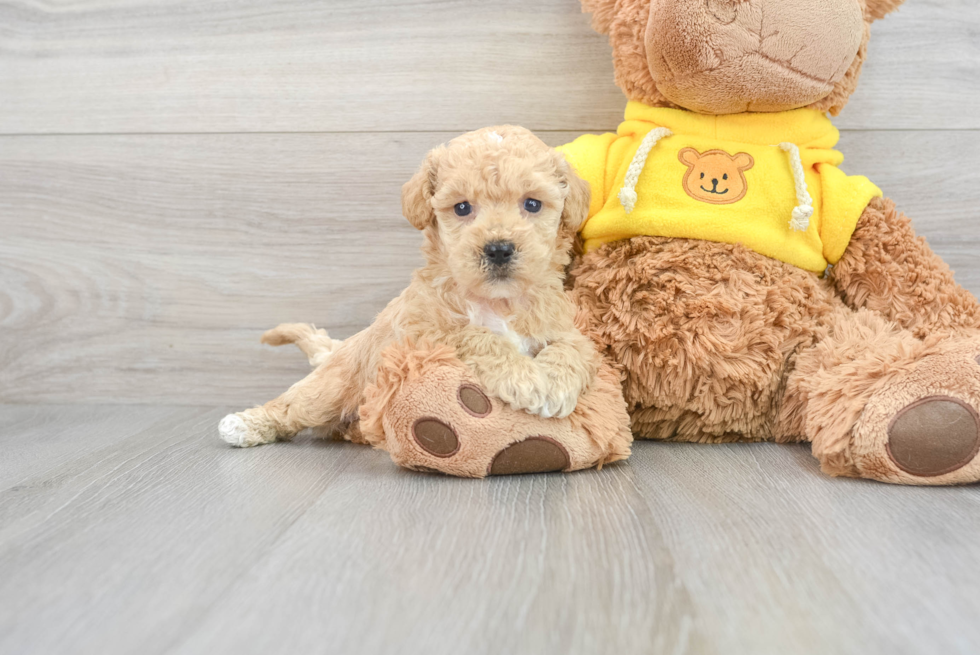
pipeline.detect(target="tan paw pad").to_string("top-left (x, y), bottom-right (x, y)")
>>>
top-left (886, 396), bottom-right (980, 477)
top-left (488, 436), bottom-right (570, 476)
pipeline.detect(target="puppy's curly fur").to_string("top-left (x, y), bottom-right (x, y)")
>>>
top-left (219, 126), bottom-right (598, 447)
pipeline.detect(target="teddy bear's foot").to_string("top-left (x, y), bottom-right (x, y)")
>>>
top-left (410, 408), bottom-right (574, 477)
top-left (378, 373), bottom-right (612, 478)
top-left (885, 396), bottom-right (979, 478)
top-left (358, 342), bottom-right (632, 478)
top-left (843, 338), bottom-right (980, 485)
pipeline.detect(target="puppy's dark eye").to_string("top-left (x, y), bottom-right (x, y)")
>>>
top-left (524, 198), bottom-right (542, 213)
top-left (454, 202), bottom-right (472, 217)
top-left (723, 173), bottom-right (728, 180)
top-left (700, 173), bottom-right (705, 179)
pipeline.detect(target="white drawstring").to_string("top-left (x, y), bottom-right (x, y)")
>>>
top-left (779, 142), bottom-right (813, 232)
top-left (618, 127), bottom-right (672, 214)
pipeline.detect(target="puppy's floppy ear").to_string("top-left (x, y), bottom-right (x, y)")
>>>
top-left (864, 0), bottom-right (906, 21)
top-left (558, 157), bottom-right (592, 232)
top-left (402, 148), bottom-right (442, 230)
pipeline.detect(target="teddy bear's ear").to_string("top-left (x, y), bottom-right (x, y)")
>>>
top-left (580, 0), bottom-right (619, 34)
top-left (401, 147), bottom-right (443, 230)
top-left (865, 0), bottom-right (906, 21)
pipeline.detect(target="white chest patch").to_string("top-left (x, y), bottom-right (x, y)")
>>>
top-left (466, 301), bottom-right (544, 357)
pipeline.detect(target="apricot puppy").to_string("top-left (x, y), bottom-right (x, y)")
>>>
top-left (219, 126), bottom-right (607, 453)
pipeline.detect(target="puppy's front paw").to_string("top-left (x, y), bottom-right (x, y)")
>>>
top-left (490, 375), bottom-right (550, 418)
top-left (539, 387), bottom-right (581, 420)
top-left (489, 371), bottom-right (585, 419)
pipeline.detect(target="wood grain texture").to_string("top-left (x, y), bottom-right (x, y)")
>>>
top-left (3, 4), bottom-right (980, 654)
top-left (0, 0), bottom-right (977, 134)
top-left (2, 130), bottom-right (978, 405)
top-left (1, 404), bottom-right (979, 655)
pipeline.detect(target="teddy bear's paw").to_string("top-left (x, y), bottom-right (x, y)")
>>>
top-left (379, 367), bottom-right (607, 478)
top-left (398, 380), bottom-right (574, 477)
top-left (408, 411), bottom-right (572, 477)
top-left (360, 341), bottom-right (632, 478)
top-left (848, 341), bottom-right (980, 485)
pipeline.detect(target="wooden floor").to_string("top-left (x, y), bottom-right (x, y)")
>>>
top-left (1, 404), bottom-right (979, 655)
top-left (3, 0), bottom-right (980, 652)
top-left (2, 0), bottom-right (979, 405)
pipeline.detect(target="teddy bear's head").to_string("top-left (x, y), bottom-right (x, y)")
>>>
top-left (582, 0), bottom-right (905, 115)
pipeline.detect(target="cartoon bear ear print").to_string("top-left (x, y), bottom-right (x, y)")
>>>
top-left (678, 148), bottom-right (701, 167)
top-left (733, 153), bottom-right (755, 171)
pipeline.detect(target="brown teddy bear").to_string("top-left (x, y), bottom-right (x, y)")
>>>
top-left (560, 0), bottom-right (980, 484)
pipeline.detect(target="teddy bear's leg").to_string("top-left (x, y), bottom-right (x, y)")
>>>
top-left (568, 235), bottom-right (838, 443)
top-left (832, 197), bottom-right (980, 339)
top-left (358, 342), bottom-right (632, 478)
top-left (779, 304), bottom-right (980, 484)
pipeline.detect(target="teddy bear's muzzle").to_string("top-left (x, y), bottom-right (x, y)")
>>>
top-left (644, 0), bottom-right (865, 114)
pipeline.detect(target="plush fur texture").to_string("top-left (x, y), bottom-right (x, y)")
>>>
top-left (832, 197), bottom-right (980, 339)
top-left (569, 235), bottom-right (836, 443)
top-left (569, 217), bottom-right (980, 484)
top-left (359, 340), bottom-right (632, 478)
top-left (219, 126), bottom-right (632, 476)
top-left (586, 0), bottom-right (896, 116)
top-left (571, 0), bottom-right (980, 484)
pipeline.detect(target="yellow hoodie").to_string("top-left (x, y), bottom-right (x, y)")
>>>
top-left (558, 102), bottom-right (882, 273)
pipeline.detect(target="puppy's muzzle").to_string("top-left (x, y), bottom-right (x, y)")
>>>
top-left (483, 241), bottom-right (516, 270)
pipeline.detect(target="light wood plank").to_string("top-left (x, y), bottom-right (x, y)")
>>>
top-left (1, 405), bottom-right (979, 654)
top-left (0, 0), bottom-right (621, 135)
top-left (0, 404), bottom-right (180, 486)
top-left (0, 0), bottom-right (976, 134)
top-left (836, 0), bottom-right (980, 130)
top-left (1, 130), bottom-right (978, 405)
top-left (628, 441), bottom-right (980, 654)
top-left (0, 405), bottom-right (362, 655)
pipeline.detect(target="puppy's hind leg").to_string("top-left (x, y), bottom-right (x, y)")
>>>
top-left (219, 351), bottom-right (359, 448)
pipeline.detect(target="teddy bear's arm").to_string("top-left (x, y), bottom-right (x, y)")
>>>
top-left (831, 196), bottom-right (980, 339)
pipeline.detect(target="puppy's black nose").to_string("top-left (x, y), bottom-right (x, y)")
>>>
top-left (483, 241), bottom-right (515, 267)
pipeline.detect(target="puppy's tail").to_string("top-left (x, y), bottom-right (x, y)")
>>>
top-left (261, 323), bottom-right (343, 368)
